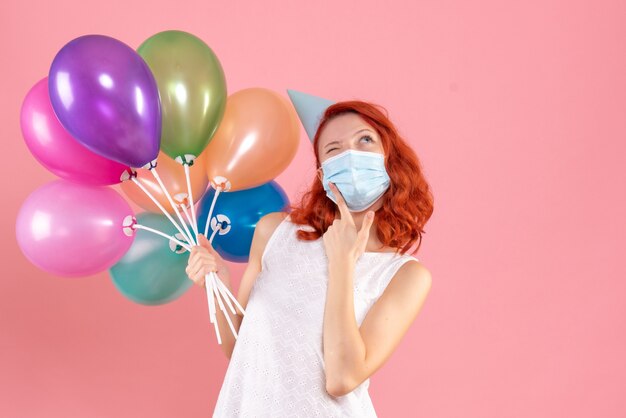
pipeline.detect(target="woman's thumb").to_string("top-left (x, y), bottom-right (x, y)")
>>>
top-left (197, 234), bottom-right (214, 251)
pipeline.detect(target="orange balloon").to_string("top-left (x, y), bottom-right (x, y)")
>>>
top-left (121, 150), bottom-right (209, 214)
top-left (204, 88), bottom-right (300, 191)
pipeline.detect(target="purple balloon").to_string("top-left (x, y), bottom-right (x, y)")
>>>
top-left (48, 34), bottom-right (161, 168)
top-left (16, 180), bottom-right (135, 277)
top-left (21, 77), bottom-right (131, 185)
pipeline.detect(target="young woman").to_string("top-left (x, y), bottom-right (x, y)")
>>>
top-left (186, 100), bottom-right (434, 417)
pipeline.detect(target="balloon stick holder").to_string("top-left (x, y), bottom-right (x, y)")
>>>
top-left (200, 175), bottom-right (246, 345)
top-left (124, 159), bottom-right (244, 345)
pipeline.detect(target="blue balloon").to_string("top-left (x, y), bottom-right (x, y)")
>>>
top-left (197, 181), bottom-right (289, 263)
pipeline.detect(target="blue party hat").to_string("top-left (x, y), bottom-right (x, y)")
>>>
top-left (286, 89), bottom-right (335, 143)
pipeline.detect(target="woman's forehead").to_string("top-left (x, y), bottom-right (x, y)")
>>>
top-left (318, 113), bottom-right (375, 145)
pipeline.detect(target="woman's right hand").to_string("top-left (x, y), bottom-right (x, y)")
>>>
top-left (186, 234), bottom-right (231, 288)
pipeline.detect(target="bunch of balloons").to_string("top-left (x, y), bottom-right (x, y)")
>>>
top-left (16, 30), bottom-right (299, 344)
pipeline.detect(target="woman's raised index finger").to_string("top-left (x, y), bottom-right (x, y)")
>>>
top-left (329, 182), bottom-right (353, 222)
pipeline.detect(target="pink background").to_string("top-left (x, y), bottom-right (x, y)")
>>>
top-left (2, 0), bottom-right (625, 417)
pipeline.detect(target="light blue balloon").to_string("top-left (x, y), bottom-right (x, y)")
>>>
top-left (197, 181), bottom-right (289, 263)
top-left (109, 212), bottom-right (192, 305)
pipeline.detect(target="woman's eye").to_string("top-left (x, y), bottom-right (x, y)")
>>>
top-left (360, 135), bottom-right (374, 143)
top-left (326, 147), bottom-right (338, 154)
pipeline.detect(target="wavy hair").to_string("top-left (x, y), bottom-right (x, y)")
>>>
top-left (288, 100), bottom-right (434, 255)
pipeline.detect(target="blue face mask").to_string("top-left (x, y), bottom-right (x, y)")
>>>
top-left (320, 149), bottom-right (391, 212)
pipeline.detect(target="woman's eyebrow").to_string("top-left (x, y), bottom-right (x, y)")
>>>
top-left (325, 128), bottom-right (374, 149)
top-left (352, 128), bottom-right (373, 136)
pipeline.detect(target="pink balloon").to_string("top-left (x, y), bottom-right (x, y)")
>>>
top-left (16, 180), bottom-right (135, 277)
top-left (20, 77), bottom-right (131, 185)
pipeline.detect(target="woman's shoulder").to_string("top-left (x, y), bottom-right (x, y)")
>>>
top-left (246, 212), bottom-right (289, 265)
top-left (255, 212), bottom-right (290, 242)
top-left (392, 257), bottom-right (432, 289)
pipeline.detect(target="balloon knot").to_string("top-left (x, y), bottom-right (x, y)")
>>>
top-left (142, 159), bottom-right (158, 170)
top-left (175, 154), bottom-right (197, 166)
top-left (120, 169), bottom-right (137, 182)
top-left (122, 215), bottom-right (137, 236)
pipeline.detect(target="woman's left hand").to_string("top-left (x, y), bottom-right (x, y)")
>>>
top-left (322, 182), bottom-right (376, 267)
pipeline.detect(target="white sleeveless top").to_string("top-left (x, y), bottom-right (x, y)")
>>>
top-left (213, 215), bottom-right (419, 417)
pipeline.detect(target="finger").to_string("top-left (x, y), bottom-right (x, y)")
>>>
top-left (329, 182), bottom-right (353, 224)
top-left (358, 211), bottom-right (375, 240)
top-left (198, 233), bottom-right (208, 245)
top-left (191, 262), bottom-right (216, 281)
top-left (190, 246), bottom-right (206, 258)
top-left (187, 251), bottom-right (211, 266)
top-left (190, 254), bottom-right (214, 275)
top-left (188, 256), bottom-right (206, 277)
top-left (189, 258), bottom-right (202, 276)
top-left (198, 233), bottom-right (216, 253)
top-left (203, 262), bottom-right (218, 274)
top-left (187, 261), bottom-right (206, 281)
top-left (186, 255), bottom-right (199, 274)
top-left (187, 265), bottom-right (202, 284)
top-left (193, 245), bottom-right (209, 254)
top-left (193, 272), bottom-right (206, 287)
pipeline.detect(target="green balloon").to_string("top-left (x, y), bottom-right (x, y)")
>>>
top-left (138, 30), bottom-right (227, 159)
top-left (110, 212), bottom-right (192, 305)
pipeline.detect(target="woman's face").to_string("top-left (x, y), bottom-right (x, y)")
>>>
top-left (316, 112), bottom-right (388, 215)
top-left (317, 113), bottom-right (384, 165)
